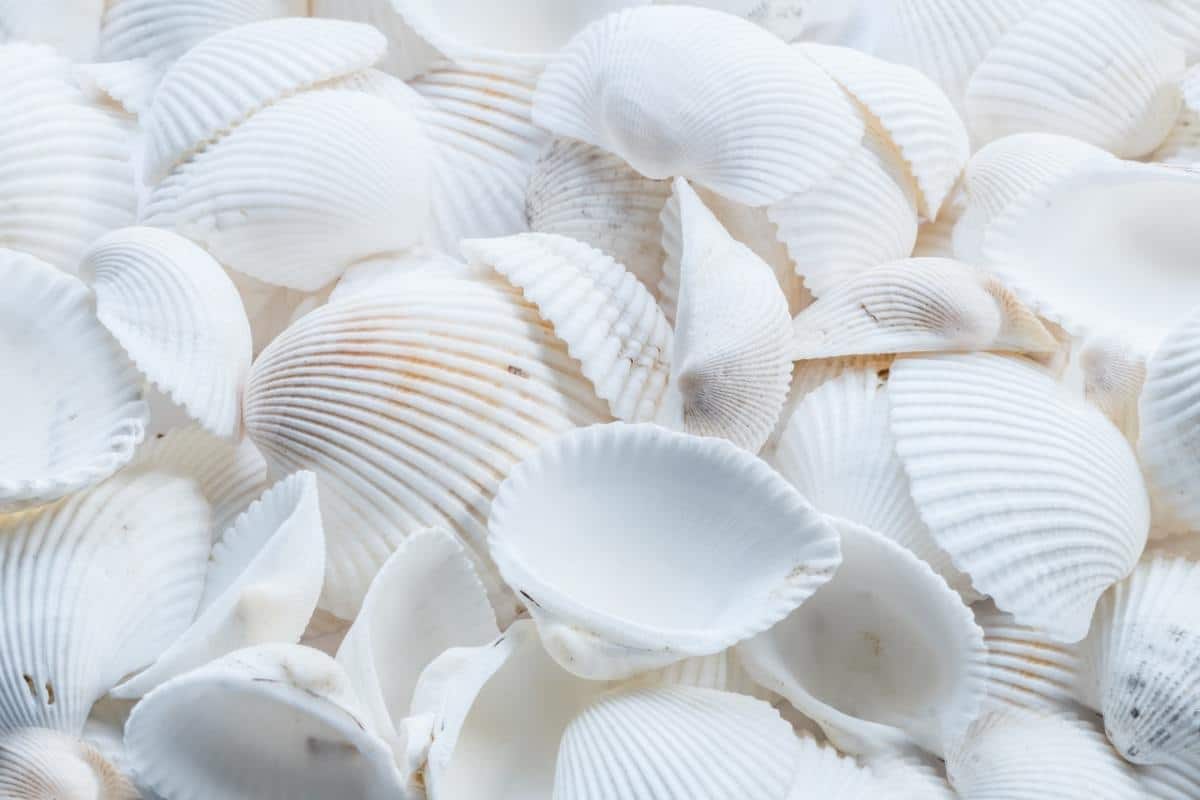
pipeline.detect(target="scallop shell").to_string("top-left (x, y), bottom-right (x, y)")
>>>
top-left (0, 728), bottom-right (136, 800)
top-left (974, 601), bottom-right (1082, 713)
top-left (739, 518), bottom-right (987, 756)
top-left (554, 686), bottom-right (804, 800)
top-left (243, 272), bottom-right (610, 619)
top-left (964, 0), bottom-right (1183, 158)
top-left (0, 463), bottom-right (210, 733)
top-left (124, 644), bottom-right (404, 800)
top-left (79, 227), bottom-right (251, 440)
top-left (143, 89), bottom-right (431, 292)
top-left (661, 179), bottom-right (793, 453)
top-left (525, 138), bottom-right (670, 290)
top-left (311, 0), bottom-right (443, 79)
top-left (0, 0), bottom-right (104, 60)
top-left (887, 352), bottom-right (1150, 642)
top-left (489, 423), bottom-right (840, 680)
top-left (790, 258), bottom-right (1057, 361)
top-left (73, 59), bottom-right (159, 117)
top-left (142, 18), bottom-right (386, 181)
top-left (533, 5), bottom-right (863, 206)
top-left (0, 250), bottom-right (147, 511)
top-left (462, 233), bottom-right (673, 423)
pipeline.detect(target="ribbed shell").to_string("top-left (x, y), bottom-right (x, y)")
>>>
top-left (888, 353), bottom-right (1150, 642)
top-left (533, 6), bottom-right (863, 206)
top-left (974, 601), bottom-right (1082, 713)
top-left (0, 728), bottom-right (136, 800)
top-left (0, 0), bottom-right (104, 60)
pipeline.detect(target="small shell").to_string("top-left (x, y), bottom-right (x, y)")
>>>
top-left (78, 227), bottom-right (251, 440)
top-left (311, 0), bottom-right (442, 79)
top-left (533, 6), bottom-right (863, 206)
top-left (0, 0), bottom-right (104, 60)
top-left (790, 258), bottom-right (1057, 361)
top-left (143, 89), bottom-right (431, 292)
top-left (739, 518), bottom-right (987, 756)
top-left (142, 17), bottom-right (386, 181)
top-left (0, 728), bottom-right (136, 800)
top-left (462, 233), bottom-right (673, 423)
top-left (974, 601), bottom-right (1082, 713)
top-left (964, 0), bottom-right (1183, 158)
top-left (124, 644), bottom-right (404, 800)
top-left (0, 250), bottom-right (147, 511)
top-left (554, 686), bottom-right (803, 800)
top-left (488, 423), bottom-right (841, 680)
top-left (1072, 335), bottom-right (1146, 446)
top-left (888, 352), bottom-right (1150, 642)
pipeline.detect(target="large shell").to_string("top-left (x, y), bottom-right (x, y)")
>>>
top-left (974, 601), bottom-right (1082, 713)
top-left (0, 250), bottom-right (147, 511)
top-left (143, 89), bottom-right (431, 292)
top-left (739, 518), bottom-right (987, 756)
top-left (0, 728), bottom-right (136, 800)
top-left (488, 423), bottom-right (840, 680)
top-left (243, 272), bottom-right (610, 619)
top-left (78, 227), bottom-right (251, 440)
top-left (0, 0), bottom-right (104, 60)
top-left (533, 5), bottom-right (862, 206)
top-left (888, 353), bottom-right (1150, 642)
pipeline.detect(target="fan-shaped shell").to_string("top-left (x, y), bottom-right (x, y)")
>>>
top-left (533, 5), bottom-right (863, 206)
top-left (143, 89), bottom-right (431, 292)
top-left (888, 352), bottom-right (1149, 641)
top-left (974, 601), bottom-right (1082, 713)
top-left (0, 728), bottom-right (136, 800)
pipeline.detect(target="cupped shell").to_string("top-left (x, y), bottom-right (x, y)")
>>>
top-left (0, 728), bottom-right (136, 800)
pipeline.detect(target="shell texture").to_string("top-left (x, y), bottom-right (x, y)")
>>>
top-left (1075, 335), bottom-right (1146, 447)
top-left (974, 601), bottom-right (1082, 713)
top-left (310, 0), bottom-right (443, 79)
top-left (1138, 750), bottom-right (1200, 800)
top-left (0, 728), bottom-right (136, 800)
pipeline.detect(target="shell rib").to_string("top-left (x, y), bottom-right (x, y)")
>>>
top-left (974, 601), bottom-right (1082, 713)
top-left (243, 272), bottom-right (610, 619)
top-left (79, 227), bottom-right (251, 440)
top-left (0, 728), bottom-right (136, 800)
top-left (462, 233), bottom-right (673, 423)
top-left (1138, 750), bottom-right (1200, 800)
top-left (533, 5), bottom-right (863, 206)
top-left (888, 353), bottom-right (1150, 642)
top-left (0, 1), bottom-right (104, 60)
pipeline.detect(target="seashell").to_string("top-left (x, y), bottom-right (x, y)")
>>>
top-left (124, 644), bottom-right (405, 799)
top-left (0, 250), bottom-right (147, 511)
top-left (639, 648), bottom-right (773, 701)
top-left (0, 463), bottom-right (210, 733)
top-left (772, 365), bottom-right (973, 597)
top-left (800, 43), bottom-right (970, 219)
top-left (0, 44), bottom-right (137, 273)
top-left (945, 709), bottom-right (1143, 799)
top-left (790, 258), bottom-right (1057, 361)
top-left (79, 227), bottom-right (252, 441)
top-left (335, 527), bottom-right (498, 752)
top-left (143, 89), bottom-right (431, 292)
top-left (311, 0), bottom-right (443, 79)
top-left (73, 59), bottom-right (160, 117)
top-left (110, 471), bottom-right (325, 698)
top-left (462, 232), bottom-right (673, 423)
top-left (533, 6), bottom-right (863, 206)
top-left (243, 272), bottom-right (610, 619)
top-left (99, 0), bottom-right (307, 66)
top-left (142, 17), bottom-right (386, 182)
top-left (488, 422), bottom-right (841, 680)
top-left (1080, 555), bottom-right (1200, 765)
top-left (0, 0), bottom-right (104, 60)
top-left (660, 179), bottom-right (793, 452)
top-left (739, 518), bottom-right (987, 756)
top-left (964, 0), bottom-right (1184, 158)
top-left (525, 138), bottom-right (670, 290)
top-left (1137, 749), bottom-right (1200, 800)
top-left (1066, 335), bottom-right (1147, 446)
top-left (553, 685), bottom-right (805, 800)
top-left (0, 728), bottom-right (136, 800)
top-left (887, 352), bottom-right (1150, 641)
top-left (974, 600), bottom-right (1082, 713)
top-left (329, 247), bottom-right (482, 303)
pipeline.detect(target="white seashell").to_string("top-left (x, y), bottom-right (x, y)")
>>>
top-left (0, 44), bottom-right (137, 273)
top-left (143, 89), bottom-right (431, 292)
top-left (462, 233), bottom-right (673, 423)
top-left (945, 709), bottom-right (1143, 799)
top-left (800, 43), bottom-right (970, 219)
top-left (661, 179), bottom-right (793, 452)
top-left (335, 527), bottom-right (498, 753)
top-left (964, 0), bottom-right (1184, 158)
top-left (639, 648), bottom-right (772, 701)
top-left (553, 685), bottom-right (804, 800)
top-left (772, 365), bottom-right (973, 597)
top-left (243, 272), bottom-right (610, 619)
top-left (525, 138), bottom-right (671, 291)
top-left (1137, 750), bottom-right (1200, 800)
top-left (888, 352), bottom-right (1150, 641)
top-left (0, 0), bottom-right (104, 60)
top-left (311, 0), bottom-right (443, 79)
top-left (1149, 1), bottom-right (1200, 63)
top-left (790, 258), bottom-right (1057, 361)
top-left (1065, 335), bottom-right (1147, 447)
top-left (110, 472), bottom-right (325, 699)
top-left (142, 18), bottom-right (386, 182)
top-left (73, 59), bottom-right (160, 117)
top-left (974, 601), bottom-right (1082, 713)
top-left (533, 6), bottom-right (863, 206)
top-left (739, 518), bottom-right (987, 756)
top-left (79, 227), bottom-right (252, 441)
top-left (0, 250), bottom-right (147, 511)
top-left (489, 423), bottom-right (841, 680)
top-left (0, 728), bottom-right (136, 800)
top-left (0, 463), bottom-right (210, 732)
top-left (124, 644), bottom-right (404, 799)
top-left (329, 247), bottom-right (482, 303)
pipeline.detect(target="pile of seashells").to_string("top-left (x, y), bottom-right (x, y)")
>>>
top-left (5, 0), bottom-right (1200, 797)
